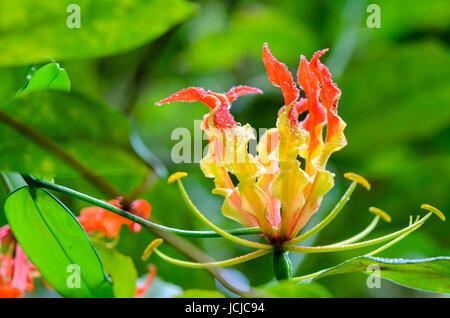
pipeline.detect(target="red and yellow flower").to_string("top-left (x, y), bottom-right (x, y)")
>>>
top-left (0, 225), bottom-right (36, 298)
top-left (156, 43), bottom-right (346, 244)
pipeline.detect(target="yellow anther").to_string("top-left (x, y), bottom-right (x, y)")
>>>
top-left (344, 172), bottom-right (371, 190)
top-left (421, 204), bottom-right (445, 221)
top-left (369, 207), bottom-right (392, 223)
top-left (168, 172), bottom-right (188, 184)
top-left (142, 238), bottom-right (164, 261)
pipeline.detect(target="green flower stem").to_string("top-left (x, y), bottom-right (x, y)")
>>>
top-left (272, 251), bottom-right (292, 280)
top-left (176, 179), bottom-right (273, 250)
top-left (153, 248), bottom-right (271, 269)
top-left (286, 212), bottom-right (432, 253)
top-left (286, 181), bottom-right (358, 247)
top-left (329, 216), bottom-right (380, 246)
top-left (22, 175), bottom-right (265, 238)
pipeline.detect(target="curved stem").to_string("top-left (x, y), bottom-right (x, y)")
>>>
top-left (286, 181), bottom-right (358, 246)
top-left (286, 212), bottom-right (432, 253)
top-left (0, 109), bottom-right (121, 198)
top-left (176, 179), bottom-right (272, 250)
top-left (153, 248), bottom-right (271, 269)
top-left (329, 216), bottom-right (380, 246)
top-left (23, 175), bottom-right (265, 238)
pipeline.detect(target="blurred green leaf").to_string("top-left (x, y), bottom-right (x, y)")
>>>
top-left (311, 256), bottom-right (450, 294)
top-left (92, 240), bottom-right (137, 298)
top-left (340, 41), bottom-right (450, 157)
top-left (4, 186), bottom-right (114, 297)
top-left (0, 0), bottom-right (196, 66)
top-left (366, 0), bottom-right (450, 40)
top-left (264, 280), bottom-right (332, 298)
top-left (182, 4), bottom-right (318, 71)
top-left (176, 289), bottom-right (225, 298)
top-left (18, 62), bottom-right (71, 95)
top-left (0, 91), bottom-right (147, 189)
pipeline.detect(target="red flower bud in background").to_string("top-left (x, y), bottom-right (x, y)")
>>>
top-left (78, 198), bottom-right (151, 238)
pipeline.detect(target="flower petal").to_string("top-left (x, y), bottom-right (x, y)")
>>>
top-left (225, 86), bottom-right (262, 103)
top-left (297, 54), bottom-right (326, 162)
top-left (262, 43), bottom-right (299, 106)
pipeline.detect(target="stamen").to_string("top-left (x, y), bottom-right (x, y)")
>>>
top-left (343, 172), bottom-right (371, 190)
top-left (153, 248), bottom-right (271, 269)
top-left (142, 238), bottom-right (164, 261)
top-left (365, 215), bottom-right (424, 257)
top-left (168, 172), bottom-right (188, 184)
top-left (369, 207), bottom-right (392, 222)
top-left (286, 212), bottom-right (433, 253)
top-left (285, 179), bottom-right (358, 246)
top-left (329, 215), bottom-right (380, 246)
top-left (174, 177), bottom-right (272, 250)
top-left (421, 204), bottom-right (445, 221)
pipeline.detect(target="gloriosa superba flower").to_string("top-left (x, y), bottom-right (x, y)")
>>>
top-left (149, 43), bottom-right (445, 278)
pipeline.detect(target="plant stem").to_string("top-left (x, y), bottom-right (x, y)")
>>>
top-left (272, 251), bottom-right (292, 280)
top-left (22, 174), bottom-right (267, 297)
top-left (0, 109), bottom-right (121, 198)
top-left (23, 175), bottom-right (264, 238)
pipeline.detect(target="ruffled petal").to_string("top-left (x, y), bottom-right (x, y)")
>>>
top-left (226, 86), bottom-right (262, 103)
top-left (263, 43), bottom-right (299, 106)
top-left (155, 87), bottom-right (216, 108)
top-left (310, 49), bottom-right (347, 167)
top-left (297, 55), bottom-right (327, 164)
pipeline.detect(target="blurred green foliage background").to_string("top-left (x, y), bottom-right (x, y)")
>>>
top-left (0, 0), bottom-right (448, 297)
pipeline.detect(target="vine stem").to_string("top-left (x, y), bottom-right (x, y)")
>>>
top-left (20, 175), bottom-right (267, 297)
top-left (22, 175), bottom-right (265, 239)
top-left (0, 109), bottom-right (121, 198)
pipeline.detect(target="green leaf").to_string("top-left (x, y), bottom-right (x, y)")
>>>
top-left (264, 280), bottom-right (332, 298)
top-left (4, 186), bottom-right (114, 297)
top-left (0, 0), bottom-right (195, 67)
top-left (176, 289), bottom-right (225, 298)
top-left (1, 172), bottom-right (27, 191)
top-left (183, 5), bottom-right (317, 71)
top-left (18, 62), bottom-right (71, 96)
top-left (0, 91), bottom-right (148, 188)
top-left (92, 240), bottom-right (137, 298)
top-left (310, 256), bottom-right (450, 294)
